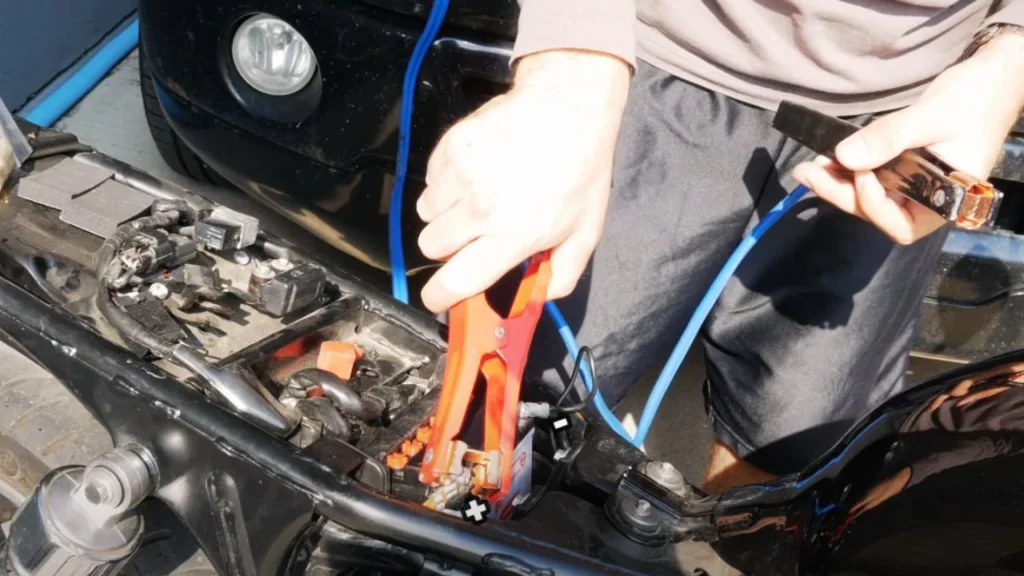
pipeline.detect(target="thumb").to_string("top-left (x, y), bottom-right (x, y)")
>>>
top-left (835, 104), bottom-right (949, 171)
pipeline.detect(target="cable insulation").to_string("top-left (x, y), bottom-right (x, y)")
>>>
top-left (632, 184), bottom-right (810, 444)
top-left (388, 0), bottom-right (451, 303)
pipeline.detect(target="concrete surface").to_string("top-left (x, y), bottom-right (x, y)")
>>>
top-left (54, 49), bottom-right (959, 575)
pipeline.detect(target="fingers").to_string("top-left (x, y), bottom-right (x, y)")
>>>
top-left (421, 235), bottom-right (528, 313)
top-left (852, 171), bottom-right (916, 245)
top-left (417, 171), bottom-right (462, 224)
top-left (835, 103), bottom-right (949, 171)
top-left (792, 157), bottom-right (946, 244)
top-left (792, 157), bottom-right (863, 218)
top-left (417, 199), bottom-right (485, 261)
top-left (547, 228), bottom-right (599, 300)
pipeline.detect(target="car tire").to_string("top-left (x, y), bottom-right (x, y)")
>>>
top-left (139, 49), bottom-right (225, 186)
top-left (0, 339), bottom-right (215, 575)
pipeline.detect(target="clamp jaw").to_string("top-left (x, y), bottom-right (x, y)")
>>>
top-left (772, 100), bottom-right (1003, 230)
top-left (419, 252), bottom-right (552, 505)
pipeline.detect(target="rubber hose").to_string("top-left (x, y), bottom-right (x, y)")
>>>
top-left (289, 369), bottom-right (382, 422)
top-left (296, 397), bottom-right (353, 441)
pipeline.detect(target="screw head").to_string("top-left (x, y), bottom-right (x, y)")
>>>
top-left (271, 258), bottom-right (293, 273)
top-left (932, 188), bottom-right (947, 207)
top-left (233, 250), bottom-right (252, 265)
top-left (635, 499), bottom-right (651, 516)
top-left (81, 467), bottom-right (123, 507)
top-left (83, 481), bottom-right (110, 505)
top-left (423, 449), bottom-right (433, 464)
top-left (494, 327), bottom-right (506, 339)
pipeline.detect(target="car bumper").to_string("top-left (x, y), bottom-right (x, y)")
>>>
top-left (139, 0), bottom-right (514, 273)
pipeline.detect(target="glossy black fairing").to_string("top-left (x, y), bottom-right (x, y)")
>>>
top-left (138, 0), bottom-right (515, 273)
top-left (709, 353), bottom-right (1024, 575)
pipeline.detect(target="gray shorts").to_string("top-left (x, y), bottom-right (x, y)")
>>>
top-left (523, 60), bottom-right (948, 475)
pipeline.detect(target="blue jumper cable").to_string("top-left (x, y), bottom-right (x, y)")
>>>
top-left (388, 0), bottom-right (451, 304)
top-left (388, 4), bottom-right (809, 445)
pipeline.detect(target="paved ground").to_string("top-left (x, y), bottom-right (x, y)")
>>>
top-left (54, 49), bottom-right (957, 575)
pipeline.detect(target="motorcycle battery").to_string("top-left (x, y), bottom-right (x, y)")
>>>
top-left (491, 427), bottom-right (534, 520)
top-left (385, 422), bottom-right (535, 522)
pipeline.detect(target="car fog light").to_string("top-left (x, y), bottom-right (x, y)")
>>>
top-left (231, 15), bottom-right (317, 96)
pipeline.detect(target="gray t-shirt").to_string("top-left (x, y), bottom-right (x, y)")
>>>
top-left (512, 0), bottom-right (1024, 115)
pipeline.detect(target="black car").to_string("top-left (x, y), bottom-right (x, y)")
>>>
top-left (137, 0), bottom-right (1024, 365)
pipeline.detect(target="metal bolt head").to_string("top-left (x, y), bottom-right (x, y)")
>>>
top-left (635, 499), bottom-right (651, 516)
top-left (83, 482), bottom-right (110, 505)
top-left (645, 461), bottom-right (686, 494)
top-left (270, 258), bottom-right (293, 273)
top-left (494, 327), bottom-right (506, 339)
top-left (80, 467), bottom-right (123, 507)
top-left (423, 449), bottom-right (433, 464)
top-left (232, 250), bottom-right (251, 265)
top-left (253, 261), bottom-right (275, 280)
top-left (932, 188), bottom-right (947, 207)
top-left (148, 282), bottom-right (170, 300)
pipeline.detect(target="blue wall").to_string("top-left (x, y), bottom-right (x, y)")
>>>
top-left (0, 0), bottom-right (137, 109)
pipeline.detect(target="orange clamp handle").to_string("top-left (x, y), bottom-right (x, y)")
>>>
top-left (420, 252), bottom-right (552, 497)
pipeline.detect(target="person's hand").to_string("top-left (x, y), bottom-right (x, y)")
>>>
top-left (415, 50), bottom-right (631, 313)
top-left (794, 33), bottom-right (1024, 245)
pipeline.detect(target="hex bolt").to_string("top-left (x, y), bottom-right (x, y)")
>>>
top-left (80, 447), bottom-right (155, 514)
top-left (233, 250), bottom-right (252, 265)
top-left (270, 258), bottom-right (293, 273)
top-left (645, 460), bottom-right (687, 495)
top-left (635, 499), bottom-right (651, 516)
top-left (81, 466), bottom-right (124, 507)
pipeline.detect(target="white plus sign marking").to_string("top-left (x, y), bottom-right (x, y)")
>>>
top-left (553, 417), bottom-right (570, 431)
top-left (461, 497), bottom-right (491, 525)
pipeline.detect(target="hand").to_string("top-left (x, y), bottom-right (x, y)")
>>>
top-left (415, 50), bottom-right (631, 313)
top-left (794, 33), bottom-right (1024, 245)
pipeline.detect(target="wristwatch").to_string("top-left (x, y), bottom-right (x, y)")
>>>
top-left (958, 23), bottom-right (1024, 62)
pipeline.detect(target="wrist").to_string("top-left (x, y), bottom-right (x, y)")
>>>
top-left (512, 49), bottom-right (631, 110)
top-left (971, 28), bottom-right (1024, 108)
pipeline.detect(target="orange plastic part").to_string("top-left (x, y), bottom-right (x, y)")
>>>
top-left (419, 252), bottom-right (551, 500)
top-left (401, 439), bottom-right (424, 458)
top-left (317, 341), bottom-right (364, 380)
top-left (386, 453), bottom-right (409, 470)
top-left (272, 335), bottom-right (313, 359)
top-left (415, 426), bottom-right (432, 444)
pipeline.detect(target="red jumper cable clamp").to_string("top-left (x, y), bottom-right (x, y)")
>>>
top-left (419, 251), bottom-right (552, 507)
